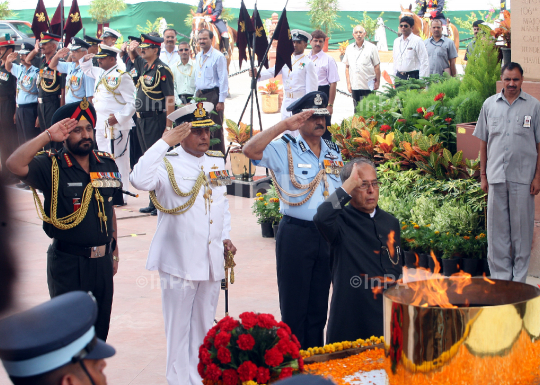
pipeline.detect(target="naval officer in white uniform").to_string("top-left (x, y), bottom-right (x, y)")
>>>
top-left (130, 102), bottom-right (236, 385)
top-left (251, 29), bottom-right (318, 135)
top-left (81, 44), bottom-right (136, 203)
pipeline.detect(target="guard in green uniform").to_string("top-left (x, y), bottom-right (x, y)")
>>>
top-left (6, 98), bottom-right (123, 341)
top-left (0, 34), bottom-right (18, 184)
top-left (129, 33), bottom-right (175, 215)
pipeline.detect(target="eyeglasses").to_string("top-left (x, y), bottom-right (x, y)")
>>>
top-left (178, 48), bottom-right (189, 52)
top-left (400, 24), bottom-right (410, 28)
top-left (359, 181), bottom-right (381, 190)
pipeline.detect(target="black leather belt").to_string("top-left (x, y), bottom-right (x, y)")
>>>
top-left (283, 215), bottom-right (317, 228)
top-left (397, 70), bottom-right (419, 76)
top-left (53, 239), bottom-right (111, 258)
top-left (200, 87), bottom-right (219, 94)
top-left (136, 110), bottom-right (164, 118)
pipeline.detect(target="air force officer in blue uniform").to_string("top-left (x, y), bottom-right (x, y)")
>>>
top-left (243, 91), bottom-right (343, 349)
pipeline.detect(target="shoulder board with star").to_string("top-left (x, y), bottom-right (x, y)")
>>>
top-left (323, 139), bottom-right (339, 153)
top-left (93, 150), bottom-right (115, 161)
top-left (205, 150), bottom-right (224, 158)
top-left (117, 69), bottom-right (132, 78)
top-left (281, 134), bottom-right (297, 144)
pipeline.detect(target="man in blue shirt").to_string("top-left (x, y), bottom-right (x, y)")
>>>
top-left (5, 43), bottom-right (40, 146)
top-left (243, 91), bottom-right (343, 349)
top-left (193, 28), bottom-right (228, 154)
top-left (49, 37), bottom-right (95, 104)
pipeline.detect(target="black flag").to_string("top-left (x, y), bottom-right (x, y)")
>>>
top-left (274, 9), bottom-right (294, 76)
top-left (252, 5), bottom-right (269, 69)
top-left (236, 0), bottom-right (254, 69)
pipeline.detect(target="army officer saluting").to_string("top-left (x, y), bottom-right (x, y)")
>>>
top-left (6, 99), bottom-right (123, 341)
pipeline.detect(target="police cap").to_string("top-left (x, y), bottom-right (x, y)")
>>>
top-left (286, 91), bottom-right (330, 116)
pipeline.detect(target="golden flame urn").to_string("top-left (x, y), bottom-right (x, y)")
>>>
top-left (383, 277), bottom-right (540, 384)
top-left (230, 151), bottom-right (255, 181)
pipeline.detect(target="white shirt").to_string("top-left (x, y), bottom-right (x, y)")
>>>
top-left (130, 139), bottom-right (232, 281)
top-left (172, 59), bottom-right (196, 104)
top-left (194, 47), bottom-right (229, 103)
top-left (80, 59), bottom-right (136, 132)
top-left (343, 40), bottom-right (380, 90)
top-left (307, 50), bottom-right (340, 86)
top-left (160, 47), bottom-right (181, 67)
top-left (392, 34), bottom-right (430, 78)
top-left (258, 53), bottom-right (318, 99)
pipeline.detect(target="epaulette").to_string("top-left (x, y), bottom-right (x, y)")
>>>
top-left (94, 150), bottom-right (115, 160)
top-left (323, 138), bottom-right (339, 153)
top-left (281, 134), bottom-right (297, 144)
top-left (205, 150), bottom-right (224, 158)
top-left (118, 69), bottom-right (133, 78)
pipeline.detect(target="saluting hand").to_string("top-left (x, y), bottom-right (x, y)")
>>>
top-left (5, 52), bottom-right (18, 63)
top-left (47, 118), bottom-right (78, 142)
top-left (129, 40), bottom-right (140, 52)
top-left (82, 53), bottom-right (95, 62)
top-left (281, 110), bottom-right (314, 132)
top-left (33, 41), bottom-right (40, 53)
top-left (55, 47), bottom-right (70, 59)
top-left (341, 163), bottom-right (364, 194)
top-left (162, 122), bottom-right (192, 147)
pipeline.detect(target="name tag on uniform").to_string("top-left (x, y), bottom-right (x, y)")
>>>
top-left (67, 182), bottom-right (83, 187)
top-left (298, 164), bottom-right (311, 168)
top-left (524, 116), bottom-right (532, 128)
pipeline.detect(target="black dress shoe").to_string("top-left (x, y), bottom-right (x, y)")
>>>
top-left (139, 206), bottom-right (155, 213)
top-left (150, 209), bottom-right (158, 216)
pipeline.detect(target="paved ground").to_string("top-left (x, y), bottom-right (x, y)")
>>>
top-left (2, 50), bottom-right (538, 384)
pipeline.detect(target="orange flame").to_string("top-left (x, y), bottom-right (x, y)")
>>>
top-left (387, 230), bottom-right (396, 259)
top-left (483, 273), bottom-right (495, 284)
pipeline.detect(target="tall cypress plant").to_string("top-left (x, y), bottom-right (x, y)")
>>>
top-left (459, 28), bottom-right (501, 101)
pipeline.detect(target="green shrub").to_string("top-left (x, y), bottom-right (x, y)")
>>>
top-left (426, 76), bottom-right (462, 100)
top-left (459, 30), bottom-right (501, 101)
top-left (398, 90), bottom-right (435, 120)
top-left (355, 92), bottom-right (389, 117)
top-left (451, 90), bottom-right (484, 123)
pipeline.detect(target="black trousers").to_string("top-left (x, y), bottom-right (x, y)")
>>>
top-left (0, 96), bottom-right (18, 182)
top-left (275, 216), bottom-right (332, 349)
top-left (47, 243), bottom-right (114, 341)
top-left (137, 112), bottom-right (167, 208)
top-left (352, 89), bottom-right (372, 114)
top-left (16, 103), bottom-right (40, 145)
top-left (129, 122), bottom-right (143, 169)
top-left (396, 70), bottom-right (420, 81)
top-left (318, 85), bottom-right (332, 141)
top-left (195, 88), bottom-right (225, 154)
top-left (38, 95), bottom-right (62, 150)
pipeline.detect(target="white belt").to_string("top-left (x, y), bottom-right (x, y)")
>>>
top-left (38, 96), bottom-right (61, 104)
top-left (285, 92), bottom-right (304, 99)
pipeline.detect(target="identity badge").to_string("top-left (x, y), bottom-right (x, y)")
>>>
top-left (524, 116), bottom-right (532, 128)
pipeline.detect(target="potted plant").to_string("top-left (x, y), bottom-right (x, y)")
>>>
top-left (462, 232), bottom-right (487, 276)
top-left (338, 40), bottom-right (349, 62)
top-left (252, 188), bottom-right (282, 238)
top-left (307, 0), bottom-right (344, 51)
top-left (441, 234), bottom-right (464, 276)
top-left (225, 119), bottom-right (259, 181)
top-left (259, 80), bottom-right (282, 114)
top-left (348, 12), bottom-right (386, 45)
top-left (491, 11), bottom-right (511, 65)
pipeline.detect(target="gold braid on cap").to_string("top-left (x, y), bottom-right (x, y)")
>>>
top-left (30, 156), bottom-right (109, 233)
top-left (149, 158), bottom-right (212, 215)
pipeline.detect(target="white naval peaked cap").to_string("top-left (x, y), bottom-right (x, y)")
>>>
top-left (167, 102), bottom-right (216, 127)
top-left (102, 27), bottom-right (121, 39)
top-left (291, 29), bottom-right (312, 42)
top-left (97, 43), bottom-right (122, 54)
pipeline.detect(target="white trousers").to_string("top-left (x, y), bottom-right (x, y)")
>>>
top-left (487, 181), bottom-right (535, 282)
top-left (96, 128), bottom-right (131, 203)
top-left (158, 270), bottom-right (220, 385)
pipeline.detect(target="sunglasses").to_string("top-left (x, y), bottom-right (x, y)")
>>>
top-left (400, 24), bottom-right (411, 28)
top-left (178, 48), bottom-right (189, 52)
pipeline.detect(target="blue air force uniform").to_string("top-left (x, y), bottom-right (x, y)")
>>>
top-left (11, 43), bottom-right (40, 144)
top-left (56, 38), bottom-right (95, 104)
top-left (252, 91), bottom-right (343, 349)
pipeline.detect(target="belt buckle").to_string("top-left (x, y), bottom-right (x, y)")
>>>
top-left (38, 97), bottom-right (43, 103)
top-left (136, 112), bottom-right (140, 118)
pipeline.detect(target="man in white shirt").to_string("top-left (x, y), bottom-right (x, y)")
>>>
top-left (193, 29), bottom-right (228, 154)
top-left (172, 41), bottom-right (196, 105)
top-left (343, 25), bottom-right (381, 113)
top-left (392, 16), bottom-right (429, 81)
top-left (101, 27), bottom-right (125, 71)
top-left (130, 102), bottom-right (236, 385)
top-left (250, 29), bottom-right (318, 135)
top-left (81, 44), bottom-right (136, 203)
top-left (160, 28), bottom-right (180, 67)
top-left (308, 29), bottom-right (339, 139)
